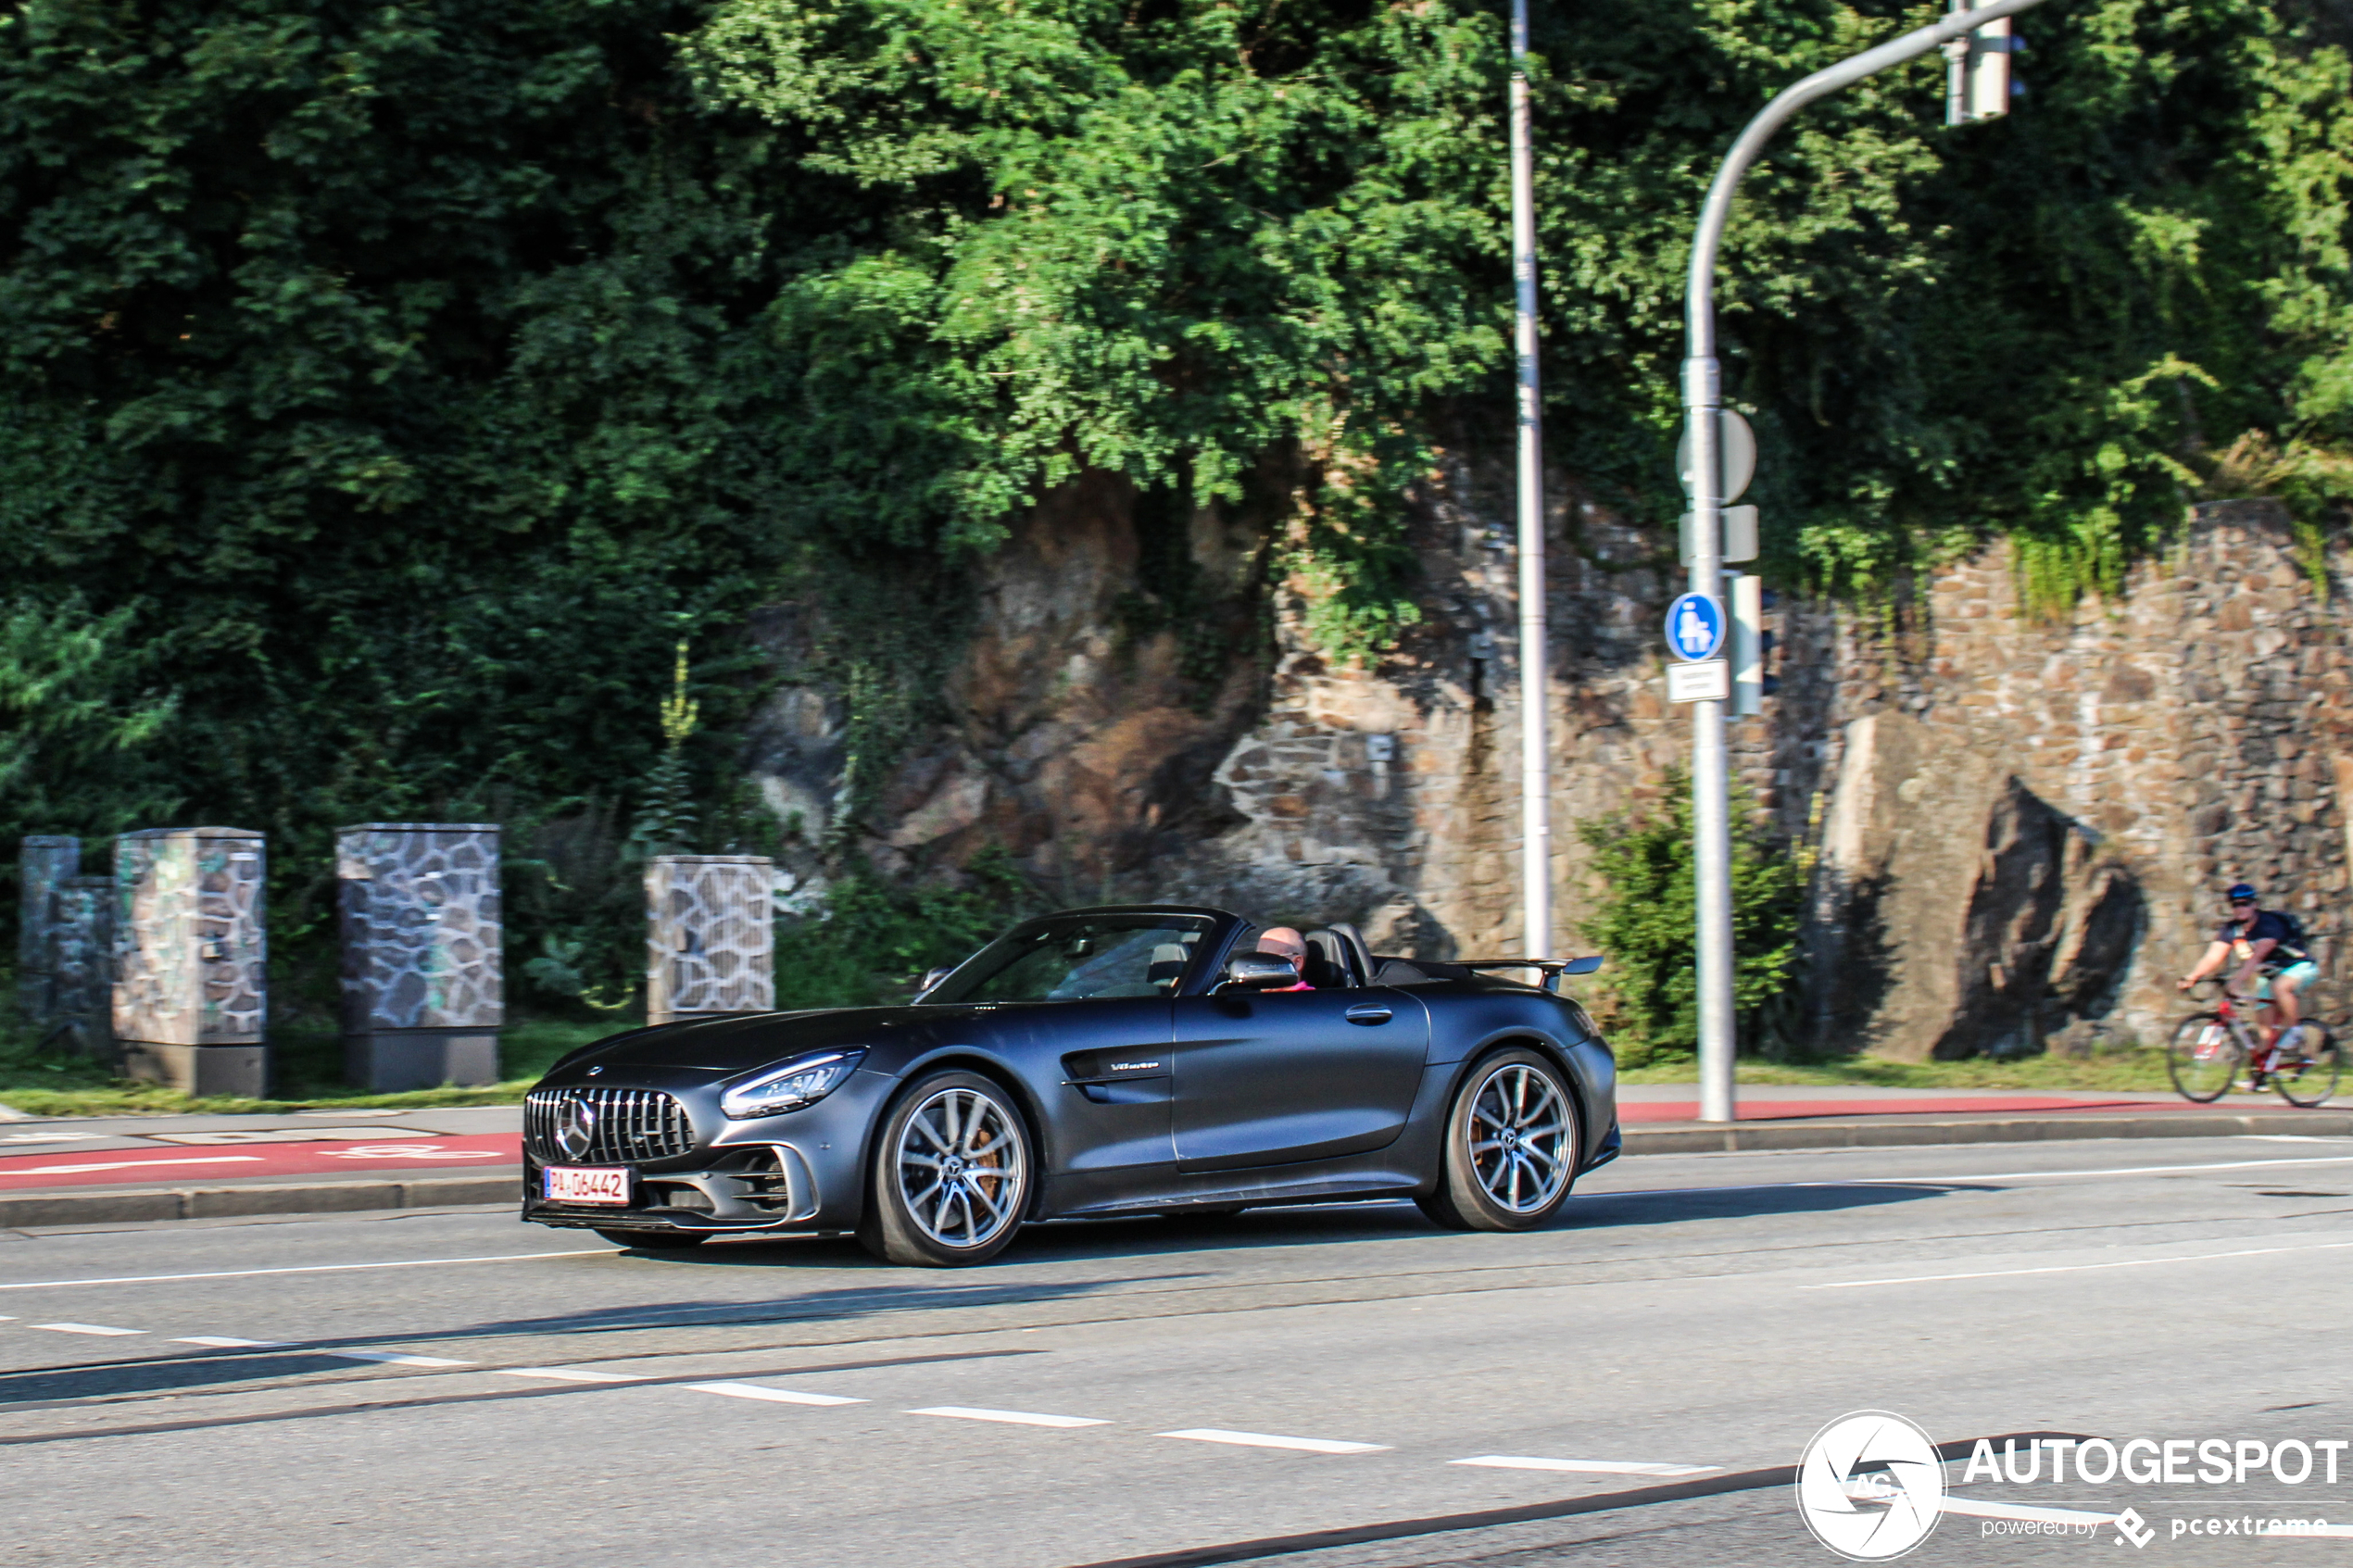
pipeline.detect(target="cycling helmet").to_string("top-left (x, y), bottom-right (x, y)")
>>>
top-left (2226, 882), bottom-right (2259, 902)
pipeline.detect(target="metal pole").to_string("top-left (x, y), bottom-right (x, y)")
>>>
top-left (1683, 0), bottom-right (2051, 1123)
top-left (1510, 0), bottom-right (1551, 962)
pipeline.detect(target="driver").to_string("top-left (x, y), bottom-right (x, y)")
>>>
top-left (1255, 927), bottom-right (1315, 992)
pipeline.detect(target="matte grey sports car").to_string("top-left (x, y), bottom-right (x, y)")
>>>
top-left (522, 905), bottom-right (1617, 1266)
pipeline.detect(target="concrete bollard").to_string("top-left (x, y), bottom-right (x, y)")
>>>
top-left (336, 823), bottom-right (503, 1092)
top-left (16, 835), bottom-right (80, 1029)
top-left (113, 827), bottom-right (268, 1098)
top-left (646, 855), bottom-right (775, 1026)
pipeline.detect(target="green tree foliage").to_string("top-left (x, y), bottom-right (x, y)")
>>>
top-left (2, 0), bottom-right (2349, 1011)
top-left (1575, 773), bottom-right (1806, 1063)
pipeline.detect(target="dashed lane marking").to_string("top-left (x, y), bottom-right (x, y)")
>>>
top-left (493, 1367), bottom-right (643, 1383)
top-left (31, 1323), bottom-right (144, 1336)
top-left (912, 1406), bottom-right (1110, 1428)
top-left (1159, 1428), bottom-right (1388, 1455)
top-left (171, 1336), bottom-right (288, 1348)
top-left (685, 1383), bottom-right (865, 1406)
top-left (0, 1250), bottom-right (614, 1293)
top-left (1450, 1455), bottom-right (1719, 1477)
top-left (323, 1350), bottom-right (475, 1367)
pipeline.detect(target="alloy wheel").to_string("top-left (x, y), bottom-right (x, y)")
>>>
top-left (1465, 1061), bottom-right (1571, 1214)
top-left (892, 1085), bottom-right (1026, 1249)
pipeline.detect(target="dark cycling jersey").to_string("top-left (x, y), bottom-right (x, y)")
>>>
top-left (2220, 909), bottom-right (2309, 966)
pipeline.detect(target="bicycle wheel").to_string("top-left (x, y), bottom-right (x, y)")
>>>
top-left (2275, 1024), bottom-right (2343, 1108)
top-left (2169, 1013), bottom-right (2242, 1103)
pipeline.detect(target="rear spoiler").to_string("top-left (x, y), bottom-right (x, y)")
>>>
top-left (1457, 955), bottom-right (1604, 994)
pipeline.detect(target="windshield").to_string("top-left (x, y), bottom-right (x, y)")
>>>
top-left (926, 914), bottom-right (1215, 1003)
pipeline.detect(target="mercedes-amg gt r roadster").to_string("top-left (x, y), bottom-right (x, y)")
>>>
top-left (522, 905), bottom-right (1618, 1266)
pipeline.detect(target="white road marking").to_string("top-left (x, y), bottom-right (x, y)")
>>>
top-left (493, 1367), bottom-right (643, 1383)
top-left (1939, 1496), bottom-right (2117, 1524)
top-left (1450, 1455), bottom-right (1719, 1476)
top-left (0, 1156), bottom-right (266, 1177)
top-left (31, 1323), bottom-right (144, 1336)
top-left (0, 1250), bottom-right (612, 1293)
top-left (912, 1406), bottom-right (1110, 1428)
top-left (1158, 1428), bottom-right (1389, 1454)
top-left (686, 1383), bottom-right (865, 1406)
top-left (1604, 1153), bottom-right (2353, 1203)
top-left (324, 1350), bottom-right (475, 1367)
top-left (173, 1336), bottom-right (288, 1348)
top-left (1806, 1237), bottom-right (2353, 1290)
top-left (146, 1128), bottom-right (424, 1146)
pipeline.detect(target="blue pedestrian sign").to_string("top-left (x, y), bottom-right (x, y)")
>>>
top-left (1665, 593), bottom-right (1725, 662)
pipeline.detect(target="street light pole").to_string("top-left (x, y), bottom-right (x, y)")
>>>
top-left (1510, 0), bottom-right (1551, 963)
top-left (1684, 0), bottom-right (2051, 1123)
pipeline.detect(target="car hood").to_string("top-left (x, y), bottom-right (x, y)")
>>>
top-left (553, 1005), bottom-right (998, 1077)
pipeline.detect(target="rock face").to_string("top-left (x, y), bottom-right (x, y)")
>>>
top-left (745, 461), bottom-right (2348, 1059)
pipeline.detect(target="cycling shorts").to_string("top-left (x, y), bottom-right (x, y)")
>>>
top-left (2256, 960), bottom-right (2320, 1000)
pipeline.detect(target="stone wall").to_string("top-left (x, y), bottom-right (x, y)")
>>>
top-left (744, 456), bottom-right (2345, 1059)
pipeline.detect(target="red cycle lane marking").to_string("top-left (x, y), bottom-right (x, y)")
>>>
top-left (0, 1133), bottom-right (522, 1188)
top-left (1617, 1096), bottom-right (2158, 1123)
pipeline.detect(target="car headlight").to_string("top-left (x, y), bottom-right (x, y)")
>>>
top-left (720, 1051), bottom-right (864, 1119)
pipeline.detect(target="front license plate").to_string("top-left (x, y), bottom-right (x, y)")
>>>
top-left (544, 1165), bottom-right (630, 1206)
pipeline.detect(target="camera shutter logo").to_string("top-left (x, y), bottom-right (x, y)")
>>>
top-left (1795, 1411), bottom-right (1944, 1561)
top-left (555, 1098), bottom-right (598, 1161)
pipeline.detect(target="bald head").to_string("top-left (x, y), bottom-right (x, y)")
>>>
top-left (1258, 926), bottom-right (1306, 976)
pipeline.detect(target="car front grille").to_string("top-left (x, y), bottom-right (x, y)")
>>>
top-left (525, 1087), bottom-right (694, 1165)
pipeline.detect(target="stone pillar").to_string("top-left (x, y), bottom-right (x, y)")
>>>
top-left (17, 835), bottom-right (80, 1027)
top-left (48, 875), bottom-right (115, 1057)
top-left (337, 823), bottom-right (503, 1091)
top-left (647, 856), bottom-right (774, 1026)
top-left (113, 828), bottom-right (268, 1098)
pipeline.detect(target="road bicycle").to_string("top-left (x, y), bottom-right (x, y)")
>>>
top-left (2168, 980), bottom-right (2342, 1105)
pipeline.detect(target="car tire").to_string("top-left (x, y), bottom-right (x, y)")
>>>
top-left (1416, 1047), bottom-right (1581, 1234)
top-left (858, 1070), bottom-right (1034, 1267)
top-left (594, 1228), bottom-right (709, 1249)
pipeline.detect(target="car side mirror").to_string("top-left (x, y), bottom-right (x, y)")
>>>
top-left (916, 965), bottom-right (953, 999)
top-left (1220, 954), bottom-right (1300, 991)
top-left (1560, 956), bottom-right (1604, 976)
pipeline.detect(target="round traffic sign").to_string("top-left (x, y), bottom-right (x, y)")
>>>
top-left (1665, 593), bottom-right (1725, 662)
top-left (1677, 410), bottom-right (1756, 503)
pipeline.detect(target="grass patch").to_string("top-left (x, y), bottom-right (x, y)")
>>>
top-left (0, 1017), bottom-right (630, 1118)
top-left (1617, 1050), bottom-right (2177, 1093)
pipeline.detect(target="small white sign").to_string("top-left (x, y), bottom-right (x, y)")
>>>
top-left (1667, 659), bottom-right (1730, 704)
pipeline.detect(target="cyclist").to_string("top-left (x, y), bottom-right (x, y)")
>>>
top-left (2178, 883), bottom-right (2320, 1080)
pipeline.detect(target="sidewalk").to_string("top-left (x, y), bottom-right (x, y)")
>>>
top-left (1, 1087), bottom-right (2347, 1229)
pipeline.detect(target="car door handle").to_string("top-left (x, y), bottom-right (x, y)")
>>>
top-left (1344, 1005), bottom-right (1393, 1025)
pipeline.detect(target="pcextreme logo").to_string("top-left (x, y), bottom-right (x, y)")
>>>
top-left (1795, 1411), bottom-right (1945, 1561)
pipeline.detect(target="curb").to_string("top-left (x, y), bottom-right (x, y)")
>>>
top-left (0, 1172), bottom-right (520, 1230)
top-left (1620, 1110), bottom-right (2353, 1155)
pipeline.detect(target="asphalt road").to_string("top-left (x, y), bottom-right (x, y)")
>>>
top-left (5, 1135), bottom-right (2353, 1567)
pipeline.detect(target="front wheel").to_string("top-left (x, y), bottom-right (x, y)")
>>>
top-left (2276, 1024), bottom-right (2343, 1108)
top-left (1417, 1047), bottom-right (1580, 1233)
top-left (859, 1071), bottom-right (1034, 1267)
top-left (2168, 1013), bottom-right (2242, 1103)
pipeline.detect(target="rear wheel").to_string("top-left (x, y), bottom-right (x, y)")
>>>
top-left (2168, 1013), bottom-right (2241, 1103)
top-left (2275, 1024), bottom-right (2343, 1108)
top-left (1417, 1047), bottom-right (1579, 1233)
top-left (593, 1228), bottom-right (709, 1250)
top-left (859, 1071), bottom-right (1033, 1267)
